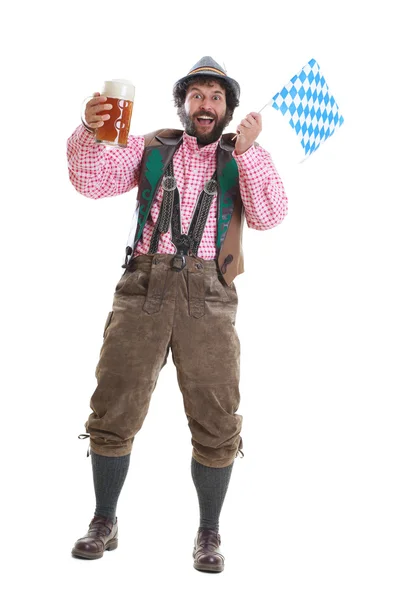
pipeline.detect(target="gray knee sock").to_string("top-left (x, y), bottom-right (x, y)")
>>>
top-left (91, 451), bottom-right (131, 523)
top-left (191, 457), bottom-right (233, 533)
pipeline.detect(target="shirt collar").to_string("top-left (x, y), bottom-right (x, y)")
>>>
top-left (182, 131), bottom-right (220, 156)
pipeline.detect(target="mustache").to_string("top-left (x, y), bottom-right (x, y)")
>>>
top-left (193, 111), bottom-right (216, 120)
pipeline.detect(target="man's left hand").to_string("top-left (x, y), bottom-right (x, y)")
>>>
top-left (234, 112), bottom-right (262, 155)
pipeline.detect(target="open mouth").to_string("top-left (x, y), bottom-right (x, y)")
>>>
top-left (196, 116), bottom-right (215, 127)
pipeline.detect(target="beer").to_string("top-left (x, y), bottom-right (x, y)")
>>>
top-left (96, 79), bottom-right (135, 148)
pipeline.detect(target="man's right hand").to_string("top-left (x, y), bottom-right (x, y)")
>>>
top-left (84, 92), bottom-right (113, 129)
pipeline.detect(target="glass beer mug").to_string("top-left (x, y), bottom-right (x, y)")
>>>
top-left (83, 79), bottom-right (135, 148)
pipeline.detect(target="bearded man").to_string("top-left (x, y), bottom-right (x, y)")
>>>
top-left (67, 56), bottom-right (288, 572)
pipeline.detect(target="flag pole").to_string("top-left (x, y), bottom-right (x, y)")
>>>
top-left (257, 99), bottom-right (274, 113)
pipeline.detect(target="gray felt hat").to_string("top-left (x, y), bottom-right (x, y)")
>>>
top-left (173, 56), bottom-right (240, 103)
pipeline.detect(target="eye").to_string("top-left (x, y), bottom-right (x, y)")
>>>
top-left (194, 93), bottom-right (202, 99)
top-left (213, 95), bottom-right (222, 101)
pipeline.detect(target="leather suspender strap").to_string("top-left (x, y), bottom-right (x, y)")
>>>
top-left (188, 177), bottom-right (218, 256)
top-left (149, 162), bottom-right (177, 254)
top-left (150, 159), bottom-right (218, 263)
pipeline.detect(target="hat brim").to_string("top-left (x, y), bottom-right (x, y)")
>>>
top-left (173, 71), bottom-right (240, 101)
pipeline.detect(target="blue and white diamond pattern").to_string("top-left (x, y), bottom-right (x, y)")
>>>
top-left (271, 58), bottom-right (344, 158)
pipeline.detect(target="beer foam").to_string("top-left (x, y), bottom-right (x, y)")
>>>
top-left (102, 79), bottom-right (135, 102)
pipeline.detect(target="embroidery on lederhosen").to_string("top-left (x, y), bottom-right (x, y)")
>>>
top-left (122, 147), bottom-right (165, 268)
top-left (136, 148), bottom-right (164, 246)
top-left (216, 157), bottom-right (239, 250)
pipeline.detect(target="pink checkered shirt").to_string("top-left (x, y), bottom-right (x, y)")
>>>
top-left (67, 125), bottom-right (288, 259)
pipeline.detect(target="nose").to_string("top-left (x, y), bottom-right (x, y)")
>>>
top-left (199, 100), bottom-right (214, 113)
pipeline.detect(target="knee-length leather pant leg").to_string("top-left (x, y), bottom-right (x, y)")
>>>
top-left (84, 256), bottom-right (175, 457)
top-left (171, 259), bottom-right (243, 468)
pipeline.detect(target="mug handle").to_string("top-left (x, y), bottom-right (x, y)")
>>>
top-left (80, 95), bottom-right (96, 134)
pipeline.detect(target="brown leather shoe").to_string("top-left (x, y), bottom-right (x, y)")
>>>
top-left (71, 515), bottom-right (118, 560)
top-left (193, 528), bottom-right (225, 572)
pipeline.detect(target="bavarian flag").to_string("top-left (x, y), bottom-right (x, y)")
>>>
top-left (270, 58), bottom-right (344, 159)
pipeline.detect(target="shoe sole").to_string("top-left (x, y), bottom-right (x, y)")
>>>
top-left (71, 538), bottom-right (118, 559)
top-left (193, 563), bottom-right (224, 573)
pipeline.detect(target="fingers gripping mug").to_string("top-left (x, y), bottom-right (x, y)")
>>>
top-left (84, 79), bottom-right (135, 148)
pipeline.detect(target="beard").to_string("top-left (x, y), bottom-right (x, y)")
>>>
top-left (177, 106), bottom-right (233, 145)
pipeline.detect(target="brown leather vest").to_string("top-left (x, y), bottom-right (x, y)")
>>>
top-left (130, 128), bottom-right (244, 286)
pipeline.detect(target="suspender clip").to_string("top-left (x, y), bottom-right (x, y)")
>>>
top-left (171, 253), bottom-right (186, 272)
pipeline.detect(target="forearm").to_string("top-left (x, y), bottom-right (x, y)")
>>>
top-left (233, 144), bottom-right (288, 230)
top-left (66, 124), bottom-right (145, 199)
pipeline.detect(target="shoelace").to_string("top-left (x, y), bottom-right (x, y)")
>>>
top-left (88, 523), bottom-right (112, 537)
top-left (197, 530), bottom-right (220, 548)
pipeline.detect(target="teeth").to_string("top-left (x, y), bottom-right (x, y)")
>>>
top-left (198, 116), bottom-right (213, 120)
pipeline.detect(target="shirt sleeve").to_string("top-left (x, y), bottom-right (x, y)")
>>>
top-left (232, 144), bottom-right (288, 230)
top-left (66, 124), bottom-right (145, 199)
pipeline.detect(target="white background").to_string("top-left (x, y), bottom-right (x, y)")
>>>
top-left (2, 1), bottom-right (399, 598)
